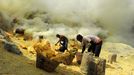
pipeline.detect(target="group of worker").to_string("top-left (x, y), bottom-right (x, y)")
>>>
top-left (55, 34), bottom-right (103, 57)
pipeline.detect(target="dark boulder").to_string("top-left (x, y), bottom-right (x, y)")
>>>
top-left (14, 28), bottom-right (25, 35)
top-left (3, 40), bottom-right (22, 55)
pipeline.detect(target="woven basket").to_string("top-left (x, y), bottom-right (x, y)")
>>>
top-left (36, 53), bottom-right (60, 72)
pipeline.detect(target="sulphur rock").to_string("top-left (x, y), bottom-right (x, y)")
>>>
top-left (51, 49), bottom-right (77, 65)
top-left (33, 39), bottom-right (55, 58)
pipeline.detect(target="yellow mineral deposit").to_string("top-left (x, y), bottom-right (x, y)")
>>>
top-left (33, 39), bottom-right (55, 58)
top-left (0, 0), bottom-right (134, 75)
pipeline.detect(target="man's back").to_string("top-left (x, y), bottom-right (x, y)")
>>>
top-left (60, 35), bottom-right (68, 41)
top-left (84, 35), bottom-right (101, 44)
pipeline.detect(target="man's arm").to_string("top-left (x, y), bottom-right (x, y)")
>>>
top-left (55, 36), bottom-right (64, 45)
top-left (55, 40), bottom-right (60, 45)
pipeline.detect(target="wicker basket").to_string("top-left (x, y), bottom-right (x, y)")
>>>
top-left (36, 53), bottom-right (60, 72)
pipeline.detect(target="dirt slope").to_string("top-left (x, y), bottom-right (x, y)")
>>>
top-left (0, 37), bottom-right (134, 75)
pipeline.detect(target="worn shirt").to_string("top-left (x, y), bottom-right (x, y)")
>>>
top-left (82, 35), bottom-right (101, 48)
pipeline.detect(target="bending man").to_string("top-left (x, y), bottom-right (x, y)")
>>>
top-left (76, 34), bottom-right (102, 57)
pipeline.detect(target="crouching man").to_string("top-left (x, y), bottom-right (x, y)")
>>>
top-left (55, 34), bottom-right (68, 52)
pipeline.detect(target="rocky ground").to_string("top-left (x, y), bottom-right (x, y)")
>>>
top-left (0, 36), bottom-right (134, 75)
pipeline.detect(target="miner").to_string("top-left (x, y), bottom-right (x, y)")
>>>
top-left (55, 34), bottom-right (68, 52)
top-left (76, 34), bottom-right (102, 57)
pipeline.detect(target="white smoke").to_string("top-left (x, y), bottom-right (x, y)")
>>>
top-left (0, 0), bottom-right (134, 46)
